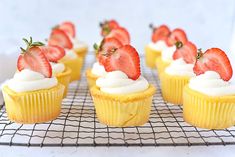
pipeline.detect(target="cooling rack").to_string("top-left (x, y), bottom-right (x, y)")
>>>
top-left (0, 54), bottom-right (235, 147)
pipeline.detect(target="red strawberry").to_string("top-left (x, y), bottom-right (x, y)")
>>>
top-left (96, 37), bottom-right (123, 65)
top-left (106, 27), bottom-right (130, 45)
top-left (193, 48), bottom-right (233, 81)
top-left (173, 41), bottom-right (197, 64)
top-left (17, 47), bottom-right (52, 78)
top-left (151, 24), bottom-right (171, 43)
top-left (166, 28), bottom-right (188, 46)
top-left (42, 45), bottom-right (65, 62)
top-left (48, 28), bottom-right (73, 49)
top-left (104, 45), bottom-right (140, 80)
top-left (59, 21), bottom-right (76, 38)
top-left (100, 20), bottom-right (119, 36)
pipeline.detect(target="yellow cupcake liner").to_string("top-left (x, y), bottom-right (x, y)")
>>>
top-left (56, 68), bottom-right (72, 98)
top-left (145, 45), bottom-right (161, 68)
top-left (155, 57), bottom-right (171, 74)
top-left (2, 84), bottom-right (64, 124)
top-left (59, 56), bottom-right (83, 82)
top-left (183, 85), bottom-right (235, 129)
top-left (74, 47), bottom-right (88, 59)
top-left (90, 85), bottom-right (156, 127)
top-left (86, 68), bottom-right (99, 89)
top-left (160, 72), bottom-right (190, 105)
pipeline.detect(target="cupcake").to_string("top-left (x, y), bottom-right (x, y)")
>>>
top-left (86, 37), bottom-right (122, 88)
top-left (160, 41), bottom-right (197, 104)
top-left (2, 37), bottom-right (64, 124)
top-left (90, 44), bottom-right (156, 127)
top-left (183, 48), bottom-right (235, 129)
top-left (48, 22), bottom-right (86, 82)
top-left (145, 24), bottom-right (170, 68)
top-left (155, 28), bottom-right (188, 74)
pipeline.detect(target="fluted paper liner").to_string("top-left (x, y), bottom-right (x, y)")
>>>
top-left (86, 69), bottom-right (99, 89)
top-left (2, 84), bottom-right (64, 124)
top-left (160, 72), bottom-right (190, 105)
top-left (90, 85), bottom-right (156, 127)
top-left (155, 57), bottom-right (170, 74)
top-left (145, 45), bottom-right (161, 68)
top-left (59, 56), bottom-right (83, 82)
top-left (56, 68), bottom-right (72, 98)
top-left (183, 85), bottom-right (235, 129)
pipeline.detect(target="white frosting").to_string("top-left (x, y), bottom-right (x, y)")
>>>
top-left (7, 69), bottom-right (58, 92)
top-left (64, 49), bottom-right (77, 59)
top-left (189, 71), bottom-right (235, 96)
top-left (161, 45), bottom-right (176, 62)
top-left (72, 38), bottom-right (88, 49)
top-left (50, 62), bottom-right (65, 76)
top-left (148, 40), bottom-right (167, 52)
top-left (91, 62), bottom-right (107, 77)
top-left (165, 58), bottom-right (195, 77)
top-left (96, 71), bottom-right (149, 94)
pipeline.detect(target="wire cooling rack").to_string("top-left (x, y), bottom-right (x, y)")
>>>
top-left (0, 54), bottom-right (235, 147)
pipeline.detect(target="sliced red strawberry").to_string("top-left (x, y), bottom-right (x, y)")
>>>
top-left (106, 27), bottom-right (130, 45)
top-left (17, 47), bottom-right (52, 78)
top-left (100, 20), bottom-right (119, 36)
top-left (151, 24), bottom-right (171, 43)
top-left (59, 21), bottom-right (76, 38)
top-left (193, 48), bottom-right (233, 81)
top-left (97, 37), bottom-right (123, 65)
top-left (48, 28), bottom-right (73, 49)
top-left (42, 45), bottom-right (65, 62)
top-left (173, 41), bottom-right (197, 64)
top-left (166, 28), bottom-right (188, 46)
top-left (104, 45), bottom-right (140, 80)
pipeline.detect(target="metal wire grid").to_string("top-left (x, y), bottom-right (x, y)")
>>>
top-left (0, 55), bottom-right (235, 147)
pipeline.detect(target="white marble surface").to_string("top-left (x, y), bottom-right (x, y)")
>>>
top-left (1, 0), bottom-right (235, 156)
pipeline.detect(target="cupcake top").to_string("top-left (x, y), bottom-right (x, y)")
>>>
top-left (50, 62), bottom-right (65, 76)
top-left (95, 38), bottom-right (150, 94)
top-left (189, 48), bottom-right (234, 96)
top-left (91, 62), bottom-right (107, 77)
top-left (165, 41), bottom-right (197, 77)
top-left (148, 40), bottom-right (168, 52)
top-left (6, 37), bottom-right (63, 92)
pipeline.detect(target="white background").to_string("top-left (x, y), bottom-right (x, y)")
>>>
top-left (0, 0), bottom-right (235, 156)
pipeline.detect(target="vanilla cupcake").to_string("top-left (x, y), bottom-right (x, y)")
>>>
top-left (90, 45), bottom-right (156, 127)
top-left (183, 48), bottom-right (235, 129)
top-left (145, 24), bottom-right (170, 68)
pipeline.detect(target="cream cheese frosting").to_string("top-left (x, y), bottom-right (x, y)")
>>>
top-left (50, 62), bottom-right (65, 76)
top-left (189, 71), bottom-right (235, 96)
top-left (161, 45), bottom-right (176, 62)
top-left (148, 40), bottom-right (168, 52)
top-left (96, 71), bottom-right (149, 94)
top-left (72, 38), bottom-right (88, 50)
top-left (165, 58), bottom-right (195, 77)
top-left (7, 69), bottom-right (58, 92)
top-left (91, 62), bottom-right (107, 77)
top-left (64, 49), bottom-right (77, 59)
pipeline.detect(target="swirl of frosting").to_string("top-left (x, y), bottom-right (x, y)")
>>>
top-left (7, 69), bottom-right (58, 92)
top-left (161, 45), bottom-right (176, 62)
top-left (91, 62), bottom-right (107, 77)
top-left (64, 49), bottom-right (77, 59)
top-left (72, 38), bottom-right (88, 49)
top-left (148, 40), bottom-right (167, 51)
top-left (189, 71), bottom-right (235, 96)
top-left (96, 71), bottom-right (149, 94)
top-left (165, 58), bottom-right (195, 77)
top-left (50, 62), bottom-right (65, 76)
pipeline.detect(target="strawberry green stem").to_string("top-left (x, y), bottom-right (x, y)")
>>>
top-left (175, 41), bottom-right (183, 49)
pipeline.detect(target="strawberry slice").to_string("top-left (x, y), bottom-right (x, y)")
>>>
top-left (59, 21), bottom-right (76, 38)
top-left (42, 45), bottom-right (65, 62)
top-left (106, 27), bottom-right (130, 45)
top-left (100, 20), bottom-right (119, 36)
top-left (104, 45), bottom-right (140, 80)
top-left (17, 47), bottom-right (52, 78)
top-left (95, 37), bottom-right (123, 65)
top-left (193, 48), bottom-right (233, 81)
top-left (173, 41), bottom-right (197, 64)
top-left (166, 28), bottom-right (188, 46)
top-left (151, 24), bottom-right (171, 43)
top-left (48, 28), bottom-right (73, 49)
